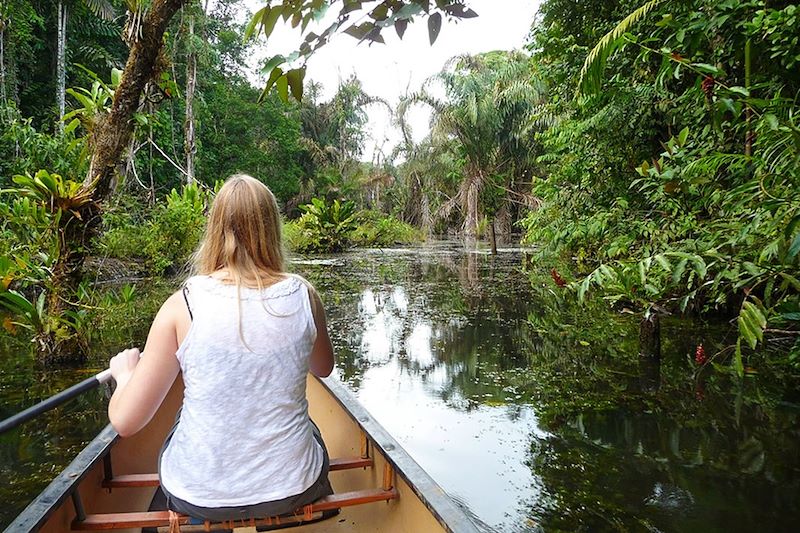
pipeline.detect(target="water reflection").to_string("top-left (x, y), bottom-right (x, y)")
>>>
top-left (297, 240), bottom-right (800, 532)
top-left (300, 242), bottom-right (544, 529)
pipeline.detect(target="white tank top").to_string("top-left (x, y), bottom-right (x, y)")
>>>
top-left (159, 274), bottom-right (323, 507)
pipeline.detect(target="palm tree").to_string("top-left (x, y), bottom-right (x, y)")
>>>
top-left (398, 51), bottom-right (548, 237)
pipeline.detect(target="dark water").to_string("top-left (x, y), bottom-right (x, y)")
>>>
top-left (1, 240), bottom-right (799, 531)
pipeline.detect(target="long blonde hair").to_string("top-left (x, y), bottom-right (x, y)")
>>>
top-left (194, 174), bottom-right (285, 288)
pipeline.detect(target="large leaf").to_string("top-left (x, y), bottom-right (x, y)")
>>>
top-left (577, 0), bottom-right (666, 95)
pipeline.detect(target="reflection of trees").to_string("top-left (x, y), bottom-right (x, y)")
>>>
top-left (0, 363), bottom-right (106, 526)
top-left (298, 246), bottom-right (542, 409)
top-left (525, 405), bottom-right (800, 532)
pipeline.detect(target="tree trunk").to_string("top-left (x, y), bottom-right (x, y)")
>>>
top-left (489, 218), bottom-right (497, 255)
top-left (184, 14), bottom-right (196, 184)
top-left (83, 0), bottom-right (187, 202)
top-left (463, 173), bottom-right (482, 237)
top-left (56, 0), bottom-right (67, 132)
top-left (639, 312), bottom-right (661, 360)
top-left (638, 312), bottom-right (661, 392)
top-left (421, 182), bottom-right (431, 236)
top-left (0, 23), bottom-right (7, 107)
top-left (496, 202), bottom-right (512, 235)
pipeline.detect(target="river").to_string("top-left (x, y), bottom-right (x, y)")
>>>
top-left (1, 240), bottom-right (799, 531)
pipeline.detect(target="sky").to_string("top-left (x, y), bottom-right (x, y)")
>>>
top-left (241, 1), bottom-right (542, 162)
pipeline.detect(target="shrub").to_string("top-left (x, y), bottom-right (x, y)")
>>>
top-left (350, 211), bottom-right (422, 247)
top-left (287, 198), bottom-right (358, 253)
top-left (100, 185), bottom-right (208, 274)
top-left (283, 201), bottom-right (422, 254)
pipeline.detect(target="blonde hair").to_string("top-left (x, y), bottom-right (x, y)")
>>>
top-left (194, 174), bottom-right (285, 288)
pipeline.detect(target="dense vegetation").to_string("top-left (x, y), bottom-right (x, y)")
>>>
top-left (0, 0), bottom-right (797, 379)
top-left (522, 0), bottom-right (800, 375)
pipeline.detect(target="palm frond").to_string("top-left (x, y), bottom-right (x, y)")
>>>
top-left (83, 0), bottom-right (115, 21)
top-left (577, 0), bottom-right (666, 95)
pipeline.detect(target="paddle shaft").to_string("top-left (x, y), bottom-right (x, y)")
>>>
top-left (0, 369), bottom-right (112, 435)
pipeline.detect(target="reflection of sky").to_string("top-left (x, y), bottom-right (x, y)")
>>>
top-left (333, 277), bottom-right (549, 530)
top-left (354, 360), bottom-right (546, 530)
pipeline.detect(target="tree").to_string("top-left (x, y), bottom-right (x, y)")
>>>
top-left (398, 51), bottom-right (547, 236)
top-left (54, 0), bottom-right (116, 132)
top-left (295, 75), bottom-right (390, 205)
top-left (0, 2), bottom-right (8, 107)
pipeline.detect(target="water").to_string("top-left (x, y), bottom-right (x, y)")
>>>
top-left (1, 240), bottom-right (799, 531)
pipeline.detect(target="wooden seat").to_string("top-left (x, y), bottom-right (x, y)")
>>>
top-left (72, 489), bottom-right (398, 530)
top-left (73, 455), bottom-right (398, 531)
top-left (101, 457), bottom-right (375, 489)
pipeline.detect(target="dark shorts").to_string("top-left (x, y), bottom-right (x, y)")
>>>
top-left (151, 417), bottom-right (334, 523)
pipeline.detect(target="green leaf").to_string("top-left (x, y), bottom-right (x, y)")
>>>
top-left (578, 276), bottom-right (591, 304)
top-left (779, 273), bottom-right (800, 291)
top-left (577, 0), bottom-right (666, 94)
top-left (276, 74), bottom-right (289, 103)
top-left (110, 68), bottom-right (123, 87)
top-left (785, 214), bottom-right (800, 240)
top-left (262, 54), bottom-right (285, 74)
top-left (395, 18), bottom-right (408, 39)
top-left (692, 256), bottom-right (707, 279)
top-left (244, 7), bottom-right (266, 41)
top-left (344, 22), bottom-right (373, 40)
top-left (692, 63), bottom-right (721, 75)
top-left (262, 6), bottom-right (284, 38)
top-left (726, 86), bottom-right (750, 97)
top-left (672, 258), bottom-right (688, 284)
top-left (733, 339), bottom-right (744, 378)
top-left (286, 67), bottom-right (306, 102)
top-left (313, 2), bottom-right (329, 22)
top-left (788, 232), bottom-right (800, 261)
top-left (258, 67), bottom-right (284, 103)
top-left (397, 3), bottom-right (424, 19)
top-left (677, 127), bottom-right (689, 146)
top-left (63, 118), bottom-right (80, 135)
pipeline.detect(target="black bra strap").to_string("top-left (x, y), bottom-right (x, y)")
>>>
top-left (182, 285), bottom-right (193, 321)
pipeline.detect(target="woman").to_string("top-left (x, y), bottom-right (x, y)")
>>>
top-left (108, 174), bottom-right (335, 522)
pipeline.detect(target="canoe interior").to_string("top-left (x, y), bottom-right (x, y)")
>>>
top-left (18, 375), bottom-right (474, 533)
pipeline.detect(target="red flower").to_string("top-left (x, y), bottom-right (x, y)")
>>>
top-left (695, 344), bottom-right (707, 365)
top-left (550, 268), bottom-right (567, 288)
top-left (701, 76), bottom-right (715, 98)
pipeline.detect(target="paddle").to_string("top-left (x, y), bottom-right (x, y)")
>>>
top-left (0, 367), bottom-right (113, 435)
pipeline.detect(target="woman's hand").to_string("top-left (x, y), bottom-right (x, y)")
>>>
top-left (110, 348), bottom-right (140, 390)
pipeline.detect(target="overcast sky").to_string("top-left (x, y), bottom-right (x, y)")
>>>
top-left (241, 1), bottom-right (541, 162)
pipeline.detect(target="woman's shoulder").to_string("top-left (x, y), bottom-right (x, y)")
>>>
top-left (283, 273), bottom-right (319, 298)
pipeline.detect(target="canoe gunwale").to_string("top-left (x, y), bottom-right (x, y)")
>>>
top-left (5, 425), bottom-right (119, 533)
top-left (316, 376), bottom-right (480, 533)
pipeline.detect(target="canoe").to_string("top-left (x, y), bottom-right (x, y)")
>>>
top-left (6, 375), bottom-right (479, 533)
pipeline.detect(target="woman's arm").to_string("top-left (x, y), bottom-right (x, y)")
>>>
top-left (108, 292), bottom-right (184, 437)
top-left (307, 285), bottom-right (335, 377)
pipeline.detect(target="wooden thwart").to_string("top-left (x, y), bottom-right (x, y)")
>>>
top-left (101, 457), bottom-right (375, 489)
top-left (72, 488), bottom-right (398, 530)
